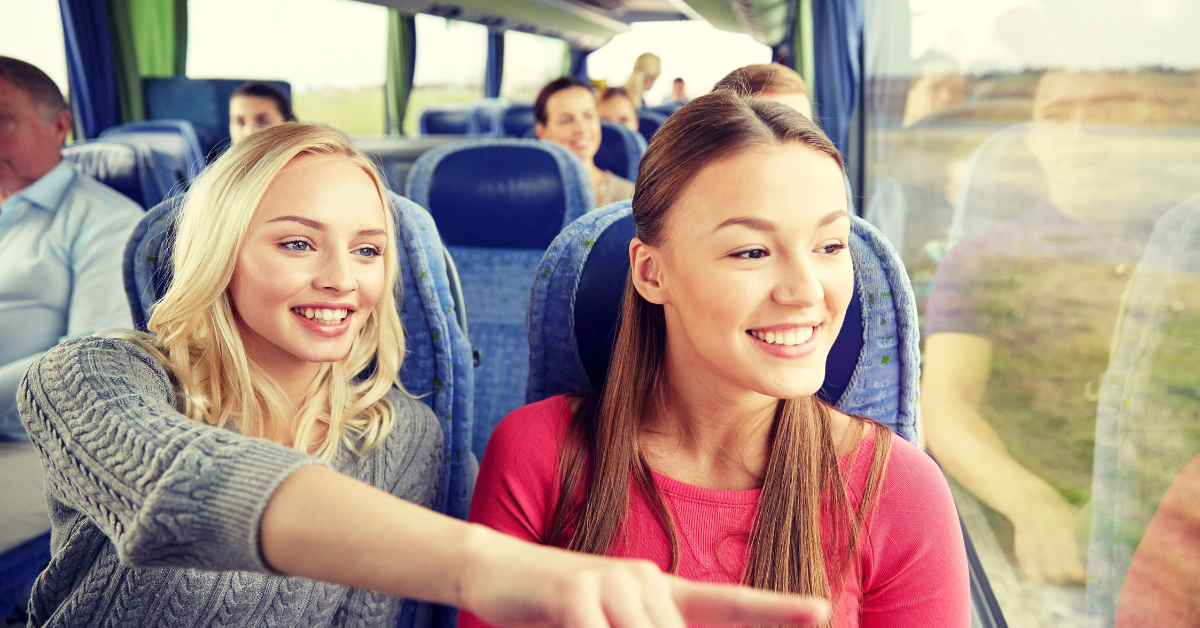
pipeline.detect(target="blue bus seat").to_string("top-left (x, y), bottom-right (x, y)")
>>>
top-left (122, 192), bottom-right (474, 525)
top-left (501, 104), bottom-right (536, 138)
top-left (470, 99), bottom-right (510, 137)
top-left (636, 109), bottom-right (668, 144)
top-left (0, 531), bottom-right (52, 622)
top-left (142, 77), bottom-right (292, 158)
top-left (405, 139), bottom-right (594, 459)
top-left (526, 200), bottom-right (921, 444)
top-left (651, 104), bottom-right (683, 117)
top-left (62, 140), bottom-right (170, 209)
top-left (1086, 194), bottom-right (1200, 625)
top-left (419, 105), bottom-right (480, 136)
top-left (99, 120), bottom-right (205, 186)
top-left (595, 121), bottom-right (647, 182)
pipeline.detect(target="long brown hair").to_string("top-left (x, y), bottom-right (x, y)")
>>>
top-left (547, 90), bottom-right (892, 619)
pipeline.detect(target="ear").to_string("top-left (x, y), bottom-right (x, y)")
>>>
top-left (629, 237), bottom-right (667, 305)
top-left (51, 110), bottom-right (72, 145)
top-left (534, 123), bottom-right (547, 140)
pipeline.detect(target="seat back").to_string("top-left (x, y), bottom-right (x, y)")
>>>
top-left (62, 140), bottom-right (170, 209)
top-left (1086, 194), bottom-right (1200, 625)
top-left (471, 99), bottom-right (510, 136)
top-left (406, 139), bottom-right (594, 459)
top-left (526, 201), bottom-right (921, 444)
top-left (99, 119), bottom-right (206, 185)
top-left (122, 192), bottom-right (475, 525)
top-left (501, 104), bottom-right (536, 138)
top-left (419, 106), bottom-right (480, 136)
top-left (636, 109), bottom-right (668, 144)
top-left (594, 121), bottom-right (647, 182)
top-left (142, 77), bottom-right (292, 157)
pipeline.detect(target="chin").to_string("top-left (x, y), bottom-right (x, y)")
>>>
top-left (749, 370), bottom-right (827, 401)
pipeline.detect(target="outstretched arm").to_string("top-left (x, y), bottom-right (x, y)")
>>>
top-left (923, 332), bottom-right (1085, 584)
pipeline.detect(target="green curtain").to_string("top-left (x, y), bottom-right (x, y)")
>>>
top-left (561, 41), bottom-right (572, 77)
top-left (129, 0), bottom-right (188, 77)
top-left (105, 0), bottom-right (145, 122)
top-left (796, 0), bottom-right (816, 110)
top-left (386, 9), bottom-right (417, 136)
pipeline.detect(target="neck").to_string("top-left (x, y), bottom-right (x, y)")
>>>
top-left (0, 156), bottom-right (61, 205)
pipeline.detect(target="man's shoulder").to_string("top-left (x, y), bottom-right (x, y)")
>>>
top-left (64, 168), bottom-right (145, 218)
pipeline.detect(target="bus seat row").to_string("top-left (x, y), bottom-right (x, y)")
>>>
top-left (62, 140), bottom-right (173, 209)
top-left (100, 120), bottom-right (206, 185)
top-left (419, 101), bottom-right (538, 139)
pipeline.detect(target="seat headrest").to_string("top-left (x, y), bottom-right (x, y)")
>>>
top-left (99, 120), bottom-right (205, 181)
top-left (502, 104), bottom-right (536, 138)
top-left (594, 121), bottom-right (647, 182)
top-left (62, 141), bottom-right (168, 209)
top-left (636, 110), bottom-right (668, 143)
top-left (420, 107), bottom-right (479, 135)
top-left (405, 139), bottom-right (594, 249)
top-left (527, 201), bottom-right (921, 443)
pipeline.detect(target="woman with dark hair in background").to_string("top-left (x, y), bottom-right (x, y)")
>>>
top-left (463, 90), bottom-right (969, 627)
top-left (598, 87), bottom-right (640, 133)
top-left (534, 77), bottom-right (635, 208)
top-left (229, 81), bottom-right (297, 145)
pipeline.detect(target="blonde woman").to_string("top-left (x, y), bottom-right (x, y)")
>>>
top-left (623, 52), bottom-right (662, 109)
top-left (17, 123), bottom-right (829, 628)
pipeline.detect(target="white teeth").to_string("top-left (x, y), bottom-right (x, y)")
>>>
top-left (751, 327), bottom-right (815, 346)
top-left (765, 331), bottom-right (776, 344)
top-left (783, 330), bottom-right (797, 345)
top-left (294, 307), bottom-right (349, 323)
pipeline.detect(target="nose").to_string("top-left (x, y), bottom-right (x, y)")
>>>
top-left (773, 252), bottom-right (825, 308)
top-left (314, 250), bottom-right (356, 295)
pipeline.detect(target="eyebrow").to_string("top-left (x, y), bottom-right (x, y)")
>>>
top-left (266, 215), bottom-right (387, 237)
top-left (713, 210), bottom-right (849, 233)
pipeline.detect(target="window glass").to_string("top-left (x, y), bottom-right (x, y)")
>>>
top-left (862, 1), bottom-right (1200, 626)
top-left (406, 15), bottom-right (486, 136)
top-left (188, 0), bottom-right (387, 136)
top-left (0, 0), bottom-right (69, 99)
top-left (500, 30), bottom-right (564, 102)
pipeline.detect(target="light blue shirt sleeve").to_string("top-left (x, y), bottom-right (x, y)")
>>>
top-left (0, 161), bottom-right (144, 437)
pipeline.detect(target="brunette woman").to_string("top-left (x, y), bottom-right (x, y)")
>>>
top-left (463, 91), bottom-right (970, 627)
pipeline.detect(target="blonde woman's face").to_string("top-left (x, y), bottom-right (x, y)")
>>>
top-left (632, 145), bottom-right (851, 400)
top-left (229, 154), bottom-right (389, 374)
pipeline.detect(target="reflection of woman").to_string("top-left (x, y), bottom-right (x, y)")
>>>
top-left (229, 81), bottom-right (297, 144)
top-left (18, 124), bottom-right (829, 628)
top-left (623, 52), bottom-right (661, 109)
top-left (535, 77), bottom-right (635, 208)
top-left (463, 91), bottom-right (970, 628)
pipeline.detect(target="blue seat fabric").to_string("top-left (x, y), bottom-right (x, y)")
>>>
top-left (0, 531), bottom-right (52, 621)
top-left (501, 104), bottom-right (536, 138)
top-left (100, 119), bottom-right (205, 186)
top-left (527, 201), bottom-right (921, 444)
top-left (420, 107), bottom-right (480, 136)
top-left (594, 121), bottom-right (647, 182)
top-left (470, 99), bottom-right (509, 137)
top-left (636, 109), bottom-right (668, 144)
top-left (62, 140), bottom-right (169, 209)
top-left (406, 139), bottom-right (594, 459)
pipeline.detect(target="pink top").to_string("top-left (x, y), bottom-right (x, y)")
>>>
top-left (461, 396), bottom-right (970, 628)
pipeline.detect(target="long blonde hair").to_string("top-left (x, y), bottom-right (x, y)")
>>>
top-left (126, 123), bottom-right (405, 460)
top-left (623, 52), bottom-right (662, 109)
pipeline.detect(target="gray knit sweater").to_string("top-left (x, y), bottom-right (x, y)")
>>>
top-left (18, 337), bottom-right (442, 627)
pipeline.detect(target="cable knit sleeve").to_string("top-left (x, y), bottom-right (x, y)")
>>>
top-left (17, 336), bottom-right (326, 574)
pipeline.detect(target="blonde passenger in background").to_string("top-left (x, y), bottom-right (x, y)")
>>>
top-left (623, 52), bottom-right (661, 109)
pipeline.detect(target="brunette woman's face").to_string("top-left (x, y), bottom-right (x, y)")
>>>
top-left (228, 154), bottom-right (389, 373)
top-left (536, 87), bottom-right (602, 163)
top-left (632, 144), bottom-right (852, 399)
top-left (230, 95), bottom-right (287, 145)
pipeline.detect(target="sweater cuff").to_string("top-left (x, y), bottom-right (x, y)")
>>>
top-left (194, 436), bottom-right (327, 574)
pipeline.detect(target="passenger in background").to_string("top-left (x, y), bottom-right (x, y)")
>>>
top-left (534, 77), bottom-right (635, 208)
top-left (464, 91), bottom-right (969, 628)
top-left (597, 87), bottom-right (639, 133)
top-left (229, 81), bottom-right (296, 145)
top-left (901, 50), bottom-right (965, 129)
top-left (714, 63), bottom-right (812, 120)
top-left (623, 52), bottom-right (661, 110)
top-left (0, 56), bottom-right (143, 439)
top-left (660, 77), bottom-right (689, 108)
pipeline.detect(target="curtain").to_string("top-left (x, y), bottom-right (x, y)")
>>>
top-left (812, 0), bottom-right (863, 158)
top-left (485, 30), bottom-right (504, 98)
top-left (796, 0), bottom-right (817, 109)
top-left (129, 0), bottom-right (187, 77)
top-left (59, 0), bottom-right (122, 138)
top-left (386, 9), bottom-right (417, 136)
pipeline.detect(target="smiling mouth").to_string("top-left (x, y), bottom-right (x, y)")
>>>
top-left (748, 327), bottom-right (815, 347)
top-left (291, 307), bottom-right (350, 325)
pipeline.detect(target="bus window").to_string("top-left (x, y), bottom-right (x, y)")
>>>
top-left (187, 0), bottom-right (387, 136)
top-left (405, 15), bottom-right (486, 136)
top-left (861, 1), bottom-right (1200, 626)
top-left (500, 31), bottom-right (564, 103)
top-left (0, 0), bottom-right (69, 102)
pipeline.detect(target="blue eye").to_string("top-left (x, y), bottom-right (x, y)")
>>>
top-left (282, 240), bottom-right (311, 252)
top-left (355, 246), bottom-right (381, 258)
top-left (733, 248), bottom-right (768, 259)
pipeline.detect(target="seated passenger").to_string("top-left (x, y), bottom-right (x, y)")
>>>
top-left (229, 81), bottom-right (296, 145)
top-left (17, 123), bottom-right (830, 628)
top-left (464, 90), bottom-right (969, 628)
top-left (597, 87), bottom-right (639, 133)
top-left (714, 63), bottom-right (813, 120)
top-left (922, 70), bottom-right (1200, 585)
top-left (534, 77), bottom-right (635, 208)
top-left (661, 77), bottom-right (689, 108)
top-left (0, 56), bottom-right (143, 439)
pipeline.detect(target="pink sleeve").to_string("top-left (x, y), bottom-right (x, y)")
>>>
top-left (458, 397), bottom-right (573, 628)
top-left (859, 434), bottom-right (971, 628)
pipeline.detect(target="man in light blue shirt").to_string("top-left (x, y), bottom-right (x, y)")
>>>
top-left (0, 57), bottom-right (144, 439)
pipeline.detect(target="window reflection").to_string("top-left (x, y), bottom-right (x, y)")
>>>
top-left (865, 2), bottom-right (1200, 625)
